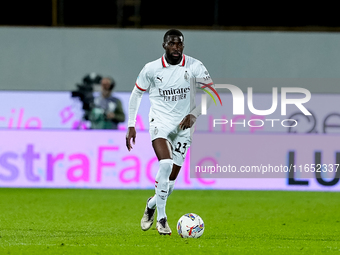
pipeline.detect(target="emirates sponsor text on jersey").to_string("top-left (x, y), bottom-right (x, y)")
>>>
top-left (158, 87), bottom-right (190, 101)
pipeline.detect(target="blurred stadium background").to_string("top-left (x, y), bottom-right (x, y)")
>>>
top-left (1, 1), bottom-right (340, 254)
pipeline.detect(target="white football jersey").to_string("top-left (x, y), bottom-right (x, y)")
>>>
top-left (135, 54), bottom-right (212, 124)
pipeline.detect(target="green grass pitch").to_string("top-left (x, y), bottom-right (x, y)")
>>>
top-left (0, 188), bottom-right (339, 254)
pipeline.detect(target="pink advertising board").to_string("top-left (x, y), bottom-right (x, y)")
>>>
top-left (1, 91), bottom-right (340, 134)
top-left (0, 129), bottom-right (340, 191)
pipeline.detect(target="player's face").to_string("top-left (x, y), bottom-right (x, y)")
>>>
top-left (163, 35), bottom-right (184, 64)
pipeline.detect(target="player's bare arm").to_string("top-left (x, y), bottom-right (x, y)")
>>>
top-left (126, 127), bottom-right (136, 151)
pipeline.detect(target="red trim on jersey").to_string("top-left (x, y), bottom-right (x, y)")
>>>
top-left (135, 83), bottom-right (146, 91)
top-left (162, 54), bottom-right (185, 67)
top-left (181, 54), bottom-right (186, 66)
top-left (161, 56), bottom-right (167, 67)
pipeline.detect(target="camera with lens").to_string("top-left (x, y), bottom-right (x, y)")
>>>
top-left (71, 73), bottom-right (102, 119)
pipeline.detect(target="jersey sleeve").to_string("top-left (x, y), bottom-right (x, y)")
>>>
top-left (135, 64), bottom-right (152, 91)
top-left (127, 86), bottom-right (144, 127)
top-left (189, 60), bottom-right (215, 118)
top-left (193, 61), bottom-right (212, 81)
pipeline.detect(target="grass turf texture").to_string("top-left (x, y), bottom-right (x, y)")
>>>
top-left (0, 189), bottom-right (339, 254)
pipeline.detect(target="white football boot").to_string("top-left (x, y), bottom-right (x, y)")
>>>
top-left (141, 197), bottom-right (155, 231)
top-left (156, 218), bottom-right (172, 235)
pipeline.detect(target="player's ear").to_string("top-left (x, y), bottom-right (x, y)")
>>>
top-left (162, 42), bottom-right (166, 50)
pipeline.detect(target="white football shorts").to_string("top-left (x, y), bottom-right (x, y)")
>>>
top-left (149, 119), bottom-right (191, 166)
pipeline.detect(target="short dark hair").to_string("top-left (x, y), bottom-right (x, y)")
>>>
top-left (163, 29), bottom-right (184, 42)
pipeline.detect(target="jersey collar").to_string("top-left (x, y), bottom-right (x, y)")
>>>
top-left (161, 54), bottom-right (186, 68)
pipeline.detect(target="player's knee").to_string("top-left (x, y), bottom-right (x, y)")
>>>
top-left (156, 159), bottom-right (173, 182)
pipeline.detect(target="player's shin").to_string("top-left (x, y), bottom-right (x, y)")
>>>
top-left (155, 159), bottom-right (173, 221)
top-left (168, 180), bottom-right (175, 196)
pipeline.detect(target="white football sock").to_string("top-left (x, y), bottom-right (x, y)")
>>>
top-left (155, 159), bottom-right (173, 221)
top-left (148, 195), bottom-right (156, 209)
top-left (148, 180), bottom-right (175, 209)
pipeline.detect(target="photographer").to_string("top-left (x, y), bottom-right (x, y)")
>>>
top-left (88, 77), bottom-right (125, 129)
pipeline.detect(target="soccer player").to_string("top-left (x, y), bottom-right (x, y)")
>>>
top-left (126, 29), bottom-right (213, 235)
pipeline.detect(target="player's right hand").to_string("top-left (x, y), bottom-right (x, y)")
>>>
top-left (126, 127), bottom-right (136, 151)
top-left (179, 114), bottom-right (196, 130)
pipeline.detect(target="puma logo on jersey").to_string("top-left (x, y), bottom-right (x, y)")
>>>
top-left (156, 76), bottom-right (163, 82)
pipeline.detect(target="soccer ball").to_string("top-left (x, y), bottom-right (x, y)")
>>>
top-left (177, 213), bottom-right (204, 238)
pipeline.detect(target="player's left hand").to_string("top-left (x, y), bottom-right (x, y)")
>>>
top-left (179, 114), bottom-right (196, 130)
